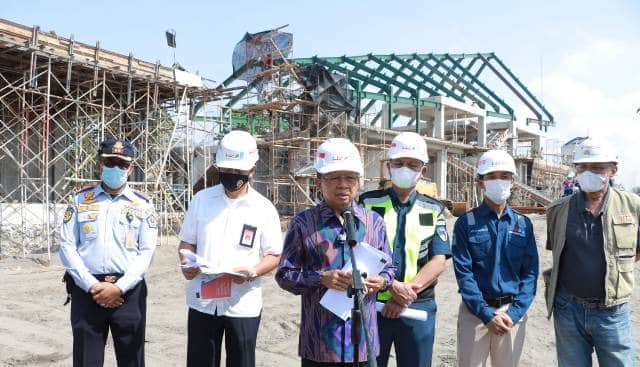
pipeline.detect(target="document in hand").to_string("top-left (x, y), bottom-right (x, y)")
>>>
top-left (179, 249), bottom-right (243, 277)
top-left (319, 242), bottom-right (388, 321)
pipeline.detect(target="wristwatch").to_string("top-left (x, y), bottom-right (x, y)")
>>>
top-left (381, 276), bottom-right (389, 292)
top-left (248, 267), bottom-right (258, 280)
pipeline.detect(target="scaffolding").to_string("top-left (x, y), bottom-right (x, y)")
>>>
top-left (0, 19), bottom-right (224, 258)
top-left (0, 19), bottom-right (564, 257)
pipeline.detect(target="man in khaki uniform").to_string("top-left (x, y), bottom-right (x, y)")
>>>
top-left (546, 138), bottom-right (640, 367)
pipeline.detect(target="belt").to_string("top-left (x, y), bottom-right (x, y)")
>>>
top-left (564, 293), bottom-right (606, 309)
top-left (93, 273), bottom-right (123, 283)
top-left (484, 295), bottom-right (514, 308)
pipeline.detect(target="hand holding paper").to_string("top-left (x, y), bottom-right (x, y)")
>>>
top-left (179, 249), bottom-right (243, 277)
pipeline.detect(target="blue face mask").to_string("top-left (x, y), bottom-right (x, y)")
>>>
top-left (101, 166), bottom-right (129, 189)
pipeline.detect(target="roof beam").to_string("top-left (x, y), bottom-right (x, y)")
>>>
top-left (443, 54), bottom-right (513, 115)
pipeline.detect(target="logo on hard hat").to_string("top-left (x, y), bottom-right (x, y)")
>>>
top-left (225, 151), bottom-right (244, 160)
top-left (332, 155), bottom-right (348, 161)
top-left (318, 152), bottom-right (326, 159)
top-left (113, 141), bottom-right (124, 154)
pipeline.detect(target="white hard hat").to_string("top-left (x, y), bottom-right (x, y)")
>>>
top-left (388, 132), bottom-right (429, 163)
top-left (573, 138), bottom-right (618, 164)
top-left (314, 138), bottom-right (363, 175)
top-left (477, 150), bottom-right (516, 175)
top-left (215, 130), bottom-right (259, 171)
top-left (567, 172), bottom-right (575, 178)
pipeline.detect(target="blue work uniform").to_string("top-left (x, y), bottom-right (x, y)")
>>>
top-left (452, 202), bottom-right (538, 325)
top-left (59, 184), bottom-right (158, 367)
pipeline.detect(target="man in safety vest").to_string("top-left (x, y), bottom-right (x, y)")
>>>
top-left (359, 132), bottom-right (451, 367)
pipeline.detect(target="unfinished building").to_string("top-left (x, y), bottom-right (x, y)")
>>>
top-left (0, 19), bottom-right (224, 257)
top-left (212, 28), bottom-right (565, 217)
top-left (0, 20), bottom-right (568, 258)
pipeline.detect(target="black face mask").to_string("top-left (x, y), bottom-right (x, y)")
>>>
top-left (219, 172), bottom-right (249, 192)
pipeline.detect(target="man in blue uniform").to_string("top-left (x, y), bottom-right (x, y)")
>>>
top-left (359, 132), bottom-right (451, 367)
top-left (452, 150), bottom-right (538, 367)
top-left (60, 138), bottom-right (158, 367)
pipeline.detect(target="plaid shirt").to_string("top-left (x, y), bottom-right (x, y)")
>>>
top-left (275, 200), bottom-right (394, 363)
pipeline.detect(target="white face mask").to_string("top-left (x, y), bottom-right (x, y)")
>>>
top-left (390, 167), bottom-right (421, 189)
top-left (576, 171), bottom-right (608, 192)
top-left (483, 179), bottom-right (512, 204)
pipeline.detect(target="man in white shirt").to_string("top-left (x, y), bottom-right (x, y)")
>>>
top-left (178, 130), bottom-right (283, 367)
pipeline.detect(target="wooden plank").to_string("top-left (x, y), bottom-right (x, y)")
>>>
top-left (0, 18), bottom-right (176, 84)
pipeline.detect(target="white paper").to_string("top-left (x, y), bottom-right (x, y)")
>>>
top-left (319, 242), bottom-right (389, 320)
top-left (179, 249), bottom-right (243, 277)
top-left (375, 302), bottom-right (428, 321)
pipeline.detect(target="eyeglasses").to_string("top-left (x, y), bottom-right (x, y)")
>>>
top-left (321, 174), bottom-right (360, 184)
top-left (102, 158), bottom-right (131, 170)
top-left (389, 160), bottom-right (424, 171)
top-left (575, 164), bottom-right (613, 174)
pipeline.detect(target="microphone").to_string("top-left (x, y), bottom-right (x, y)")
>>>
top-left (341, 207), bottom-right (357, 247)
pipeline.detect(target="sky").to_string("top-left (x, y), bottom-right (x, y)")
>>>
top-left (3, 0), bottom-right (639, 187)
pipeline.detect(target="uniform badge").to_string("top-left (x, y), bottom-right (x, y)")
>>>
top-left (63, 206), bottom-right (74, 223)
top-left (87, 213), bottom-right (98, 221)
top-left (436, 226), bottom-right (448, 241)
top-left (83, 223), bottom-right (92, 234)
top-left (147, 214), bottom-right (158, 229)
top-left (239, 224), bottom-right (257, 248)
top-left (82, 191), bottom-right (96, 204)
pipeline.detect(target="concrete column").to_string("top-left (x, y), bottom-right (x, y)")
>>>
top-left (477, 114), bottom-right (487, 147)
top-left (509, 120), bottom-right (518, 156)
top-left (532, 135), bottom-right (542, 158)
top-left (434, 105), bottom-right (445, 139)
top-left (381, 103), bottom-right (388, 127)
top-left (435, 149), bottom-right (448, 199)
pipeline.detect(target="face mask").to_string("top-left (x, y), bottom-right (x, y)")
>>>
top-left (390, 167), bottom-right (421, 189)
top-left (101, 166), bottom-right (129, 189)
top-left (483, 179), bottom-right (512, 204)
top-left (576, 171), bottom-right (608, 192)
top-left (219, 172), bottom-right (249, 192)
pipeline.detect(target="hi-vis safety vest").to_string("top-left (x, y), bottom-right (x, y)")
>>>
top-left (360, 189), bottom-right (445, 301)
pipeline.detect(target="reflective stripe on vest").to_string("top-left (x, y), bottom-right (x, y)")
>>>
top-left (362, 194), bottom-right (438, 301)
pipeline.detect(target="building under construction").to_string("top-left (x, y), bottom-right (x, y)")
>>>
top-left (0, 20), bottom-right (569, 258)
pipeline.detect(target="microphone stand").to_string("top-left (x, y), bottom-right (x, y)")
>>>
top-left (342, 207), bottom-right (377, 367)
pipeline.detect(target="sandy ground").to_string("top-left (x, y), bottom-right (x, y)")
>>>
top-left (1, 213), bottom-right (639, 367)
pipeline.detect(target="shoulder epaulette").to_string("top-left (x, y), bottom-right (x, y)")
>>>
top-left (466, 210), bottom-right (476, 226)
top-left (133, 190), bottom-right (151, 203)
top-left (76, 184), bottom-right (96, 194)
top-left (415, 192), bottom-right (445, 209)
top-left (358, 189), bottom-right (388, 202)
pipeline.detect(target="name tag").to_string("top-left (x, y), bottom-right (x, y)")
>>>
top-left (239, 224), bottom-right (257, 248)
top-left (200, 276), bottom-right (232, 299)
top-left (614, 214), bottom-right (634, 224)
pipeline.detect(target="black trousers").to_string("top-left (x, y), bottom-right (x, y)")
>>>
top-left (301, 359), bottom-right (367, 367)
top-left (70, 281), bottom-right (147, 367)
top-left (186, 308), bottom-right (261, 367)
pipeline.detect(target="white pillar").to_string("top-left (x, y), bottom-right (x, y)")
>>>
top-left (435, 149), bottom-right (447, 198)
top-left (509, 120), bottom-right (518, 156)
top-left (477, 114), bottom-right (487, 147)
top-left (532, 135), bottom-right (542, 158)
top-left (434, 105), bottom-right (445, 139)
